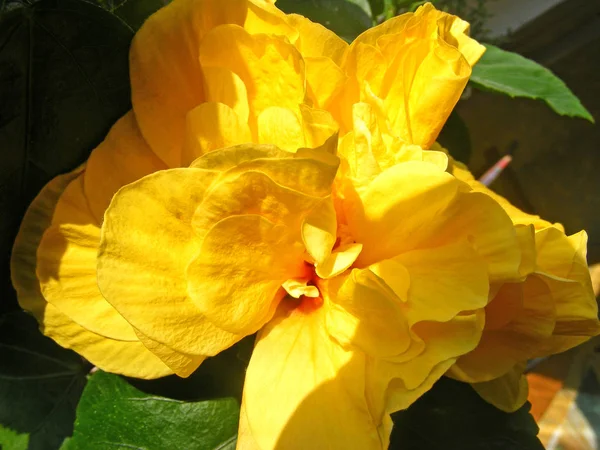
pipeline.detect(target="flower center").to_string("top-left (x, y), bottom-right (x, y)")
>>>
top-left (282, 263), bottom-right (324, 313)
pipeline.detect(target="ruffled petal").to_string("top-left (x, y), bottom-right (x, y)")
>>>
top-left (366, 312), bottom-right (484, 419)
top-left (286, 13), bottom-right (347, 64)
top-left (245, 0), bottom-right (298, 40)
top-left (391, 241), bottom-right (489, 325)
top-left (12, 167), bottom-right (84, 318)
top-left (428, 192), bottom-right (522, 282)
top-left (450, 276), bottom-right (555, 383)
top-left (298, 105), bottom-right (340, 150)
top-left (40, 307), bottom-right (173, 379)
top-left (187, 214), bottom-right (308, 335)
top-left (37, 175), bottom-right (135, 340)
top-left (238, 301), bottom-right (383, 450)
top-left (324, 269), bottom-right (412, 359)
top-left (97, 168), bottom-right (242, 357)
top-left (130, 0), bottom-right (247, 166)
top-left (345, 161), bottom-right (463, 266)
top-left (198, 24), bottom-right (305, 130)
top-left (536, 229), bottom-right (600, 353)
top-left (304, 57), bottom-right (347, 109)
top-left (83, 112), bottom-right (167, 223)
top-left (133, 329), bottom-right (204, 377)
top-left (11, 167), bottom-right (171, 379)
top-left (183, 102), bottom-right (252, 163)
top-left (257, 106), bottom-right (304, 151)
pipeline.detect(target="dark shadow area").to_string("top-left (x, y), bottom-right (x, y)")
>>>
top-left (126, 335), bottom-right (254, 403)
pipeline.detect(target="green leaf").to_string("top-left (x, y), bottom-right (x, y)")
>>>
top-left (389, 376), bottom-right (545, 450)
top-left (88, 0), bottom-right (167, 31)
top-left (437, 111), bottom-right (472, 164)
top-left (0, 0), bottom-right (134, 314)
top-left (0, 425), bottom-right (29, 450)
top-left (276, 0), bottom-right (372, 41)
top-left (471, 44), bottom-right (594, 122)
top-left (64, 371), bottom-right (240, 450)
top-left (0, 312), bottom-right (89, 450)
top-left (367, 0), bottom-right (383, 17)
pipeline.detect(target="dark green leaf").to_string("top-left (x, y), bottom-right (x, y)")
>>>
top-left (0, 312), bottom-right (89, 450)
top-left (276, 0), bottom-right (372, 41)
top-left (437, 111), bottom-right (472, 163)
top-left (471, 44), bottom-right (594, 122)
top-left (0, 0), bottom-right (134, 314)
top-left (0, 424), bottom-right (29, 450)
top-left (127, 335), bottom-right (253, 404)
top-left (390, 376), bottom-right (544, 450)
top-left (64, 371), bottom-right (240, 450)
top-left (367, 0), bottom-right (383, 17)
top-left (88, 0), bottom-right (167, 31)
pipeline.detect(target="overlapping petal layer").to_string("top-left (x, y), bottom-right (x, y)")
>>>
top-left (324, 3), bottom-right (485, 148)
top-left (11, 166), bottom-right (172, 379)
top-left (447, 156), bottom-right (600, 412)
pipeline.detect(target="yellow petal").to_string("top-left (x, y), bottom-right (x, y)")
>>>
top-left (202, 66), bottom-right (250, 124)
top-left (369, 259), bottom-right (410, 302)
top-left (130, 0), bottom-right (247, 166)
top-left (133, 329), bottom-right (204, 377)
top-left (97, 168), bottom-right (242, 357)
top-left (368, 359), bottom-right (455, 421)
top-left (535, 228), bottom-right (600, 352)
top-left (282, 279), bottom-right (319, 299)
top-left (199, 24), bottom-right (305, 128)
top-left (429, 192), bottom-right (522, 282)
top-left (192, 162), bottom-right (338, 237)
top-left (536, 227), bottom-right (588, 279)
top-left (515, 224), bottom-right (536, 277)
top-left (40, 307), bottom-right (173, 379)
top-left (83, 112), bottom-right (167, 223)
top-left (345, 3), bottom-right (484, 148)
top-left (301, 199), bottom-right (337, 265)
top-left (415, 3), bottom-right (485, 66)
top-left (298, 104), bottom-right (340, 149)
top-left (471, 363), bottom-right (529, 413)
top-left (257, 106), bottom-right (305, 151)
top-left (12, 166), bottom-right (84, 317)
top-left (183, 102), bottom-right (252, 163)
top-left (393, 241), bottom-right (489, 325)
top-left (381, 36), bottom-right (471, 148)
top-left (346, 103), bottom-right (387, 181)
top-left (238, 302), bottom-right (384, 450)
top-left (245, 0), bottom-right (298, 41)
top-left (450, 276), bottom-right (555, 383)
top-left (304, 57), bottom-right (347, 109)
top-left (37, 176), bottom-right (135, 341)
top-left (191, 143), bottom-right (339, 198)
top-left (287, 13), bottom-right (347, 64)
top-left (345, 161), bottom-right (463, 266)
top-left (187, 214), bottom-right (307, 335)
top-left (191, 143), bottom-right (290, 172)
top-left (398, 312), bottom-right (486, 390)
top-left (324, 269), bottom-right (412, 359)
top-left (366, 311), bottom-right (484, 417)
top-left (316, 243), bottom-right (363, 279)
top-left (11, 167), bottom-right (171, 379)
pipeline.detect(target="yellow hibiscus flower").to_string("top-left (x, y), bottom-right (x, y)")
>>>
top-left (445, 155), bottom-right (600, 412)
top-left (10, 1), bottom-right (540, 448)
